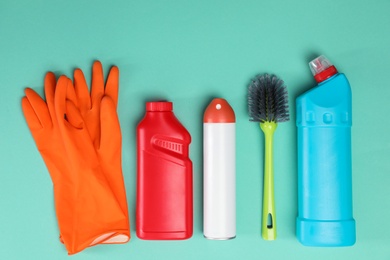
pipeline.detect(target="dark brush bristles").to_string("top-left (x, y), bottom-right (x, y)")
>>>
top-left (248, 74), bottom-right (290, 123)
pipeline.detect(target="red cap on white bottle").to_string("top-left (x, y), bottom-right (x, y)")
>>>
top-left (204, 98), bottom-right (235, 123)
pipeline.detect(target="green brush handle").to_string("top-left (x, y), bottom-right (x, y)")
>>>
top-left (260, 121), bottom-right (277, 240)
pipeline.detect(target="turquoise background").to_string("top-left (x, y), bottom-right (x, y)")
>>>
top-left (1, 0), bottom-right (390, 259)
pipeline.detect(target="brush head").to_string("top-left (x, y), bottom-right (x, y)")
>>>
top-left (248, 74), bottom-right (290, 123)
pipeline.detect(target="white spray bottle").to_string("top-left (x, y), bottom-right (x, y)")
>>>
top-left (203, 98), bottom-right (236, 240)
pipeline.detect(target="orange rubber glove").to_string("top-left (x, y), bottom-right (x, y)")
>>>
top-left (22, 72), bottom-right (129, 254)
top-left (73, 61), bottom-right (130, 238)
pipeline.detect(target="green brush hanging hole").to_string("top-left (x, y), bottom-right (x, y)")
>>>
top-left (267, 213), bottom-right (273, 229)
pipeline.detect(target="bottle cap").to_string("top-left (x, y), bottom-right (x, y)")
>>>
top-left (146, 102), bottom-right (173, 111)
top-left (309, 55), bottom-right (338, 83)
top-left (204, 98), bottom-right (235, 123)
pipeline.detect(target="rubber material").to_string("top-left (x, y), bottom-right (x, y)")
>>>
top-left (22, 61), bottom-right (130, 254)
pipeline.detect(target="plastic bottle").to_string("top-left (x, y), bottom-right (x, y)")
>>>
top-left (203, 98), bottom-right (236, 240)
top-left (136, 101), bottom-right (193, 240)
top-left (296, 55), bottom-right (356, 246)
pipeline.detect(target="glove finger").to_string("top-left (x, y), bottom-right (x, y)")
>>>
top-left (104, 66), bottom-right (119, 108)
top-left (65, 99), bottom-right (84, 129)
top-left (99, 96), bottom-right (121, 152)
top-left (45, 71), bottom-right (78, 117)
top-left (44, 72), bottom-right (56, 117)
top-left (74, 68), bottom-right (91, 111)
top-left (55, 76), bottom-right (73, 129)
top-left (91, 60), bottom-right (104, 107)
top-left (65, 79), bottom-right (79, 108)
top-left (24, 88), bottom-right (52, 129)
top-left (22, 97), bottom-right (42, 130)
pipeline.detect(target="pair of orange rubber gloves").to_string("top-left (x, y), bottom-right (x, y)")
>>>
top-left (21, 61), bottom-right (130, 255)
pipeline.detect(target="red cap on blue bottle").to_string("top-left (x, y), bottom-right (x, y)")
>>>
top-left (309, 55), bottom-right (338, 83)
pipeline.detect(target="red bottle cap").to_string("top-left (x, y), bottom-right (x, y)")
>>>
top-left (309, 55), bottom-right (338, 83)
top-left (204, 98), bottom-right (235, 123)
top-left (146, 102), bottom-right (173, 111)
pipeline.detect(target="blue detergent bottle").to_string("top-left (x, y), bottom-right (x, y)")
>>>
top-left (296, 55), bottom-right (356, 246)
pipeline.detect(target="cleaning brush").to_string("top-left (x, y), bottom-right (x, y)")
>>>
top-left (248, 73), bottom-right (289, 240)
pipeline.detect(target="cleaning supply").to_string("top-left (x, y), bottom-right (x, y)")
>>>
top-left (136, 101), bottom-right (193, 240)
top-left (248, 74), bottom-right (290, 240)
top-left (21, 63), bottom-right (130, 254)
top-left (73, 61), bottom-right (130, 237)
top-left (203, 98), bottom-right (236, 240)
top-left (296, 55), bottom-right (356, 246)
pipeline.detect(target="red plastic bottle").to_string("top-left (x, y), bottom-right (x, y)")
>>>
top-left (136, 101), bottom-right (193, 240)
